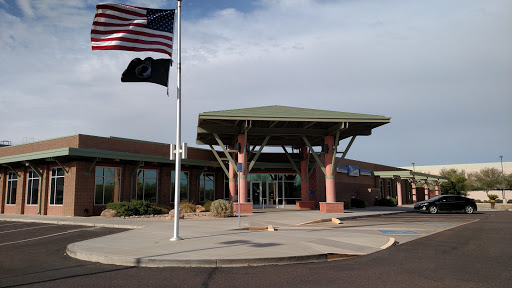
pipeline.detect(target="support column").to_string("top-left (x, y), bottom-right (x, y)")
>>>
top-left (396, 177), bottom-right (403, 206)
top-left (434, 181), bottom-right (439, 196)
top-left (234, 134), bottom-right (252, 214)
top-left (411, 179), bottom-right (417, 203)
top-left (296, 146), bottom-right (315, 210)
top-left (228, 146), bottom-right (237, 201)
top-left (424, 180), bottom-right (429, 200)
top-left (319, 136), bottom-right (343, 213)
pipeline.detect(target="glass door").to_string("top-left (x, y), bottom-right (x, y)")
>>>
top-left (250, 181), bottom-right (262, 206)
top-left (266, 181), bottom-right (280, 208)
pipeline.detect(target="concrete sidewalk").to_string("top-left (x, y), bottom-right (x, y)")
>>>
top-left (1, 207), bottom-right (413, 267)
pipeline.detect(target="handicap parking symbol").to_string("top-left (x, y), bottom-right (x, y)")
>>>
top-left (378, 230), bottom-right (420, 235)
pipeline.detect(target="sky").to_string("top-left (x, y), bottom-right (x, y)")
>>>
top-left (0, 0), bottom-right (511, 167)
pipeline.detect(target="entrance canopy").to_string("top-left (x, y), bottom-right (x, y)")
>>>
top-left (196, 105), bottom-right (390, 148)
top-left (373, 170), bottom-right (449, 182)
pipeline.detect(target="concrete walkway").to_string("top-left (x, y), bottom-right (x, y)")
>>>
top-left (1, 207), bottom-right (415, 267)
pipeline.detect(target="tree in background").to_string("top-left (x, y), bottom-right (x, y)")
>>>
top-left (505, 173), bottom-right (512, 190)
top-left (467, 168), bottom-right (503, 197)
top-left (439, 169), bottom-right (468, 196)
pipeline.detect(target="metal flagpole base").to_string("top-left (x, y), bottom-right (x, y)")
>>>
top-left (170, 236), bottom-right (183, 241)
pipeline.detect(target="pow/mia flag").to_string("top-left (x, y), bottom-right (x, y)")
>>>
top-left (121, 57), bottom-right (172, 87)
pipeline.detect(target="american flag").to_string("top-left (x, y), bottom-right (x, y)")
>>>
top-left (91, 3), bottom-right (175, 57)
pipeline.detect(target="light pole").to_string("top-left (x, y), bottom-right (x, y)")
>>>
top-left (412, 162), bottom-right (415, 172)
top-left (500, 155), bottom-right (505, 204)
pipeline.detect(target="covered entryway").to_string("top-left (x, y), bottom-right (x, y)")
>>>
top-left (196, 105), bottom-right (390, 213)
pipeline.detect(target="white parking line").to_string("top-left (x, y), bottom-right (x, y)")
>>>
top-left (0, 227), bottom-right (97, 246)
top-left (0, 224), bottom-right (58, 234)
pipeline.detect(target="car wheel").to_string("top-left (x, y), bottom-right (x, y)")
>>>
top-left (428, 205), bottom-right (438, 214)
top-left (464, 205), bottom-right (474, 214)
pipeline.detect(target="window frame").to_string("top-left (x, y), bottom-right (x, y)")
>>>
top-left (199, 172), bottom-right (215, 202)
top-left (136, 168), bottom-right (158, 204)
top-left (26, 170), bottom-right (40, 205)
top-left (94, 166), bottom-right (122, 205)
top-left (49, 167), bottom-right (65, 206)
top-left (6, 171), bottom-right (17, 205)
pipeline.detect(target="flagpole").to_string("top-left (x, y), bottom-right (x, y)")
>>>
top-left (171, 0), bottom-right (183, 241)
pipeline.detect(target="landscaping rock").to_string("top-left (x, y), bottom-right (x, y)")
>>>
top-left (169, 209), bottom-right (185, 219)
top-left (100, 209), bottom-right (118, 218)
top-left (195, 205), bottom-right (205, 212)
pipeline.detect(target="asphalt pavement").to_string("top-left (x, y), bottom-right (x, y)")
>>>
top-left (0, 205), bottom-right (486, 267)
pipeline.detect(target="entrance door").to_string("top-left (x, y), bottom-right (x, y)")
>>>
top-left (266, 181), bottom-right (284, 208)
top-left (250, 181), bottom-right (261, 206)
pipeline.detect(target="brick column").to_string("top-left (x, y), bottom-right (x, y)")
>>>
top-left (396, 177), bottom-right (402, 206)
top-left (434, 181), bottom-right (439, 196)
top-left (319, 136), bottom-right (343, 213)
top-left (228, 145), bottom-right (237, 202)
top-left (236, 134), bottom-right (252, 214)
top-left (424, 180), bottom-right (429, 200)
top-left (411, 179), bottom-right (417, 203)
top-left (296, 146), bottom-right (315, 210)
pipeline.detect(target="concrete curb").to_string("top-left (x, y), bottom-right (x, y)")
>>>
top-left (0, 218), bottom-right (142, 229)
top-left (66, 244), bottom-right (340, 267)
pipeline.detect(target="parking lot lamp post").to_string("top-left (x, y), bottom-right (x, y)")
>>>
top-left (500, 156), bottom-right (505, 204)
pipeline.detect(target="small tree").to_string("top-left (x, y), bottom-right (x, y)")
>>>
top-left (439, 169), bottom-right (468, 195)
top-left (467, 168), bottom-right (502, 196)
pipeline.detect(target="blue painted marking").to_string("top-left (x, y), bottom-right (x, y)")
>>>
top-left (378, 230), bottom-right (420, 235)
top-left (422, 222), bottom-right (450, 225)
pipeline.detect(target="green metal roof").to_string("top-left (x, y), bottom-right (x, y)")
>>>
top-left (199, 105), bottom-right (390, 122)
top-left (197, 105), bottom-right (391, 147)
top-left (373, 170), bottom-right (449, 182)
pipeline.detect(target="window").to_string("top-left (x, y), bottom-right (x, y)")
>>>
top-left (137, 169), bottom-right (157, 203)
top-left (379, 179), bottom-right (384, 198)
top-left (95, 167), bottom-right (121, 205)
top-left (26, 170), bottom-right (40, 205)
top-left (224, 174), bottom-right (230, 200)
top-left (199, 172), bottom-right (215, 202)
top-left (6, 172), bottom-right (17, 205)
top-left (387, 180), bottom-right (393, 198)
top-left (50, 168), bottom-right (65, 205)
top-left (171, 171), bottom-right (188, 203)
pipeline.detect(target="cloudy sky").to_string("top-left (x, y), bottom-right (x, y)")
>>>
top-left (1, 0), bottom-right (510, 167)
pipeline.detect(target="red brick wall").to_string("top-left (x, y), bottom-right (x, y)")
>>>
top-left (0, 135), bottom-right (78, 158)
top-left (0, 169), bottom-right (6, 214)
top-left (73, 161), bottom-right (95, 216)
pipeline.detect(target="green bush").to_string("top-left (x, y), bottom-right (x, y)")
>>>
top-left (488, 194), bottom-right (499, 201)
top-left (508, 199), bottom-right (512, 204)
top-left (151, 204), bottom-right (170, 215)
top-left (106, 200), bottom-right (157, 217)
top-left (339, 200), bottom-right (351, 210)
top-left (495, 199), bottom-right (503, 203)
top-left (351, 197), bottom-right (367, 208)
top-left (180, 202), bottom-right (196, 213)
top-left (210, 199), bottom-right (233, 218)
top-left (203, 201), bottom-right (212, 212)
top-left (376, 197), bottom-right (397, 207)
top-left (474, 199), bottom-right (482, 203)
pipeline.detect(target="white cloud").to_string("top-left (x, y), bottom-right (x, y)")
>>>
top-left (1, 0), bottom-right (511, 166)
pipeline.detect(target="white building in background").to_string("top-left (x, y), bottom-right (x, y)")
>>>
top-left (400, 162), bottom-right (512, 202)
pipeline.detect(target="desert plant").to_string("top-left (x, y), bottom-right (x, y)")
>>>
top-left (203, 201), bottom-right (212, 212)
top-left (210, 199), bottom-right (233, 218)
top-left (376, 197), bottom-right (397, 207)
top-left (151, 204), bottom-right (170, 215)
top-left (487, 194), bottom-right (499, 201)
top-left (106, 200), bottom-right (156, 217)
top-left (351, 197), bottom-right (367, 208)
top-left (179, 201), bottom-right (196, 213)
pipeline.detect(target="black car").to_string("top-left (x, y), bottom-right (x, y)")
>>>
top-left (414, 195), bottom-right (477, 214)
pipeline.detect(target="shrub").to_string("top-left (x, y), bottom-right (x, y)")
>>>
top-left (106, 200), bottom-right (156, 217)
top-left (495, 199), bottom-right (503, 203)
top-left (376, 197), bottom-right (397, 207)
top-left (180, 202), bottom-right (196, 213)
top-left (508, 199), bottom-right (512, 204)
top-left (339, 200), bottom-right (351, 210)
top-left (474, 199), bottom-right (482, 203)
top-left (210, 199), bottom-right (233, 218)
top-left (203, 201), bottom-right (212, 212)
top-left (487, 194), bottom-right (499, 201)
top-left (351, 197), bottom-right (367, 208)
top-left (151, 204), bottom-right (170, 215)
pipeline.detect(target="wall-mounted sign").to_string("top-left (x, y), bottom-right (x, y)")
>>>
top-left (348, 165), bottom-right (360, 176)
